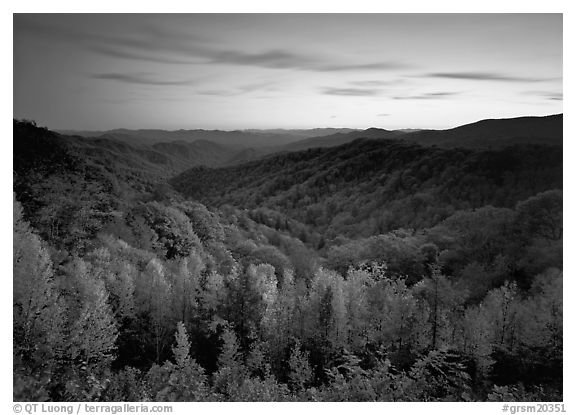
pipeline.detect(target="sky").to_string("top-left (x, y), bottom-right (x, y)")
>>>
top-left (13, 13), bottom-right (562, 131)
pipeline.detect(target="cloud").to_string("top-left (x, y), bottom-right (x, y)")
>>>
top-left (90, 46), bottom-right (197, 65)
top-left (206, 49), bottom-right (313, 70)
top-left (237, 82), bottom-right (277, 93)
top-left (197, 82), bottom-right (277, 97)
top-left (315, 62), bottom-right (409, 72)
top-left (423, 72), bottom-right (552, 82)
top-left (377, 113), bottom-right (390, 117)
top-left (350, 80), bottom-right (404, 87)
top-left (101, 96), bottom-right (192, 104)
top-left (91, 73), bottom-right (194, 86)
top-left (196, 48), bottom-right (409, 72)
top-left (393, 92), bottom-right (460, 100)
top-left (195, 90), bottom-right (234, 97)
top-left (16, 16), bottom-right (211, 65)
top-left (16, 16), bottom-right (212, 52)
top-left (16, 16), bottom-right (410, 73)
top-left (522, 90), bottom-right (563, 101)
top-left (321, 87), bottom-right (382, 97)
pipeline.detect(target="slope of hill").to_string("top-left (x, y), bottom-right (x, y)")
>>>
top-left (272, 114), bottom-right (562, 153)
top-left (171, 137), bottom-right (562, 240)
top-left (400, 114), bottom-right (562, 149)
top-left (13, 119), bottom-right (253, 250)
top-left (244, 127), bottom-right (359, 138)
top-left (18, 122), bottom-right (250, 185)
top-left (279, 127), bottom-right (403, 152)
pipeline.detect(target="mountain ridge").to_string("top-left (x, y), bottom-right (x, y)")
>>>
top-left (169, 113), bottom-right (563, 240)
top-left (275, 114), bottom-right (562, 153)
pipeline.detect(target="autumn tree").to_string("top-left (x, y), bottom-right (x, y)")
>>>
top-left (135, 258), bottom-right (173, 363)
top-left (412, 265), bottom-right (466, 350)
top-left (13, 196), bottom-right (64, 373)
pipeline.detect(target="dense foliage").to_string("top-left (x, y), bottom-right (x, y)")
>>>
top-left (13, 120), bottom-right (562, 401)
top-left (171, 137), bottom-right (561, 242)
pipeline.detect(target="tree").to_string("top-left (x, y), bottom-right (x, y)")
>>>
top-left (306, 268), bottom-right (348, 349)
top-left (13, 196), bottom-right (64, 371)
top-left (107, 261), bottom-right (136, 321)
top-left (86, 248), bottom-right (136, 322)
top-left (288, 341), bottom-right (312, 392)
top-left (260, 269), bottom-right (299, 374)
top-left (366, 274), bottom-right (417, 353)
top-left (481, 281), bottom-right (522, 351)
top-left (247, 263), bottom-right (278, 313)
top-left (68, 279), bottom-right (118, 368)
top-left (172, 321), bottom-right (191, 367)
top-left (212, 327), bottom-right (247, 397)
top-left (402, 349), bottom-right (471, 401)
top-left (344, 267), bottom-right (373, 349)
top-left (526, 269), bottom-right (562, 353)
top-left (134, 202), bottom-right (202, 259)
top-left (433, 206), bottom-right (515, 271)
top-left (456, 304), bottom-right (494, 377)
top-left (412, 265), bottom-right (466, 350)
top-left (135, 259), bottom-right (173, 363)
top-left (177, 201), bottom-right (226, 242)
top-left (514, 190), bottom-right (562, 241)
top-left (515, 268), bottom-right (563, 380)
top-left (168, 252), bottom-right (203, 324)
top-left (146, 321), bottom-right (208, 401)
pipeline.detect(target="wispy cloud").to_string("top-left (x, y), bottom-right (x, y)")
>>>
top-left (315, 62), bottom-right (409, 72)
top-left (91, 73), bottom-right (194, 86)
top-left (422, 72), bottom-right (553, 83)
top-left (237, 82), bottom-right (277, 93)
top-left (522, 90), bottom-right (563, 101)
top-left (170, 47), bottom-right (408, 72)
top-left (17, 17), bottom-right (411, 73)
top-left (393, 92), bottom-right (460, 100)
top-left (197, 82), bottom-right (277, 97)
top-left (196, 90), bottom-right (235, 97)
top-left (350, 80), bottom-right (404, 87)
top-left (90, 46), bottom-right (197, 65)
top-left (321, 87), bottom-right (382, 97)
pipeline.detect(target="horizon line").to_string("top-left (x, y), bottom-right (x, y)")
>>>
top-left (16, 112), bottom-right (562, 135)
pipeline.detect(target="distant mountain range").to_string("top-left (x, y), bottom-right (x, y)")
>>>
top-left (18, 113), bottom-right (561, 184)
top-left (58, 128), bottom-right (305, 149)
top-left (59, 114), bottom-right (562, 157)
top-left (243, 128), bottom-right (359, 138)
top-left (276, 114), bottom-right (562, 152)
top-left (15, 122), bottom-right (246, 193)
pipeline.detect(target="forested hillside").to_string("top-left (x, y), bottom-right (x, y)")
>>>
top-left (278, 128), bottom-right (403, 152)
top-left (263, 114), bottom-right (563, 153)
top-left (13, 118), bottom-right (563, 402)
top-left (401, 114), bottom-right (563, 149)
top-left (171, 138), bottom-right (562, 240)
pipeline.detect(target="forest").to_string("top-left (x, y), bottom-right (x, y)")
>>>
top-left (13, 117), bottom-right (563, 402)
